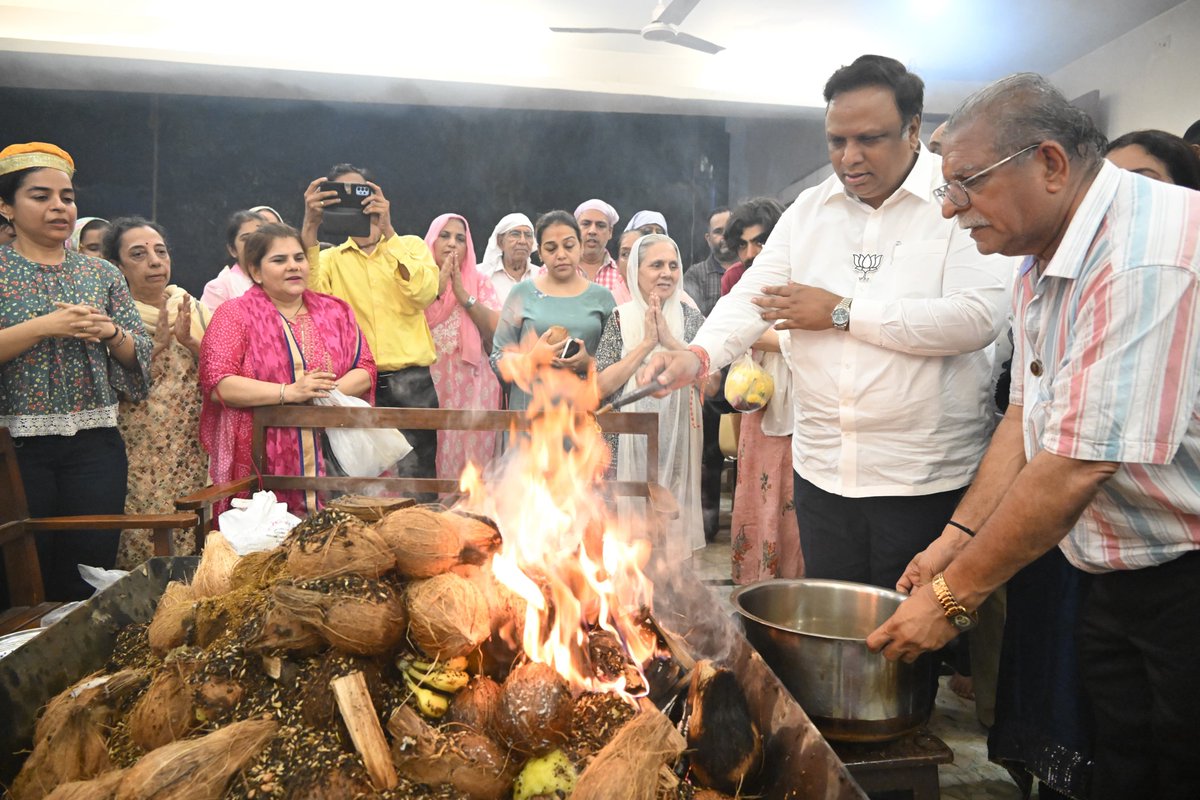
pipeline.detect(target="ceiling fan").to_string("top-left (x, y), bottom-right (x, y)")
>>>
top-left (550, 0), bottom-right (725, 55)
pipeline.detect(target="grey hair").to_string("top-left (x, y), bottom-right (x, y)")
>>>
top-left (635, 232), bottom-right (679, 264)
top-left (946, 73), bottom-right (1107, 166)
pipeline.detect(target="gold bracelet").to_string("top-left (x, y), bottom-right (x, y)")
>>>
top-left (279, 383), bottom-right (287, 405)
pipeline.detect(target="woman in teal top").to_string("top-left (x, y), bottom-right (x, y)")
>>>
top-left (491, 210), bottom-right (615, 411)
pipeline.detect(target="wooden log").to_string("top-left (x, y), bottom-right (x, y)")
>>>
top-left (330, 671), bottom-right (398, 791)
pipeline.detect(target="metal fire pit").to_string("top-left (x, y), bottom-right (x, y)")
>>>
top-left (0, 557), bottom-right (196, 783)
top-left (0, 556), bottom-right (864, 799)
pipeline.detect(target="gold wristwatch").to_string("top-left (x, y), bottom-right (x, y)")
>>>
top-left (932, 573), bottom-right (979, 632)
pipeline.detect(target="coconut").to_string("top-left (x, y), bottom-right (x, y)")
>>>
top-left (42, 769), bottom-right (125, 800)
top-left (147, 581), bottom-right (197, 656)
top-left (15, 669), bottom-right (145, 797)
top-left (190, 531), bottom-right (239, 598)
top-left (115, 715), bottom-right (277, 800)
top-left (545, 325), bottom-right (570, 347)
top-left (496, 662), bottom-right (573, 755)
top-left (405, 573), bottom-right (491, 660)
top-left (376, 507), bottom-right (463, 578)
top-left (388, 705), bottom-right (516, 800)
top-left (128, 669), bottom-right (196, 751)
top-left (10, 706), bottom-right (113, 800)
top-left (273, 576), bottom-right (407, 656)
top-left (286, 513), bottom-right (394, 580)
top-left (448, 511), bottom-right (503, 563)
top-left (246, 601), bottom-right (323, 653)
top-left (445, 675), bottom-right (502, 736)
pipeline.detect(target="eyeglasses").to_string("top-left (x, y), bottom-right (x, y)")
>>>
top-left (504, 229), bottom-right (533, 241)
top-left (934, 143), bottom-right (1040, 208)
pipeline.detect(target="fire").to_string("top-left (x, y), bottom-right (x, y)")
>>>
top-left (456, 346), bottom-right (658, 696)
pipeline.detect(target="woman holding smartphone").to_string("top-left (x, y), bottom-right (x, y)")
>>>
top-left (490, 210), bottom-right (615, 412)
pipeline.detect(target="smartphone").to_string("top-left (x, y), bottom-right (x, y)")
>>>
top-left (560, 338), bottom-right (582, 359)
top-left (317, 181), bottom-right (372, 239)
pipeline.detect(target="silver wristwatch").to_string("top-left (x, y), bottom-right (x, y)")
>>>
top-left (831, 297), bottom-right (852, 331)
top-left (464, 295), bottom-right (477, 309)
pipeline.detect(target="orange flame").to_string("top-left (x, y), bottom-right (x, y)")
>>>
top-left (457, 344), bottom-right (657, 696)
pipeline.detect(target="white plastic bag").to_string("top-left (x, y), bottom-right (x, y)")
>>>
top-left (218, 490), bottom-right (300, 555)
top-left (41, 565), bottom-right (130, 626)
top-left (314, 388), bottom-right (413, 477)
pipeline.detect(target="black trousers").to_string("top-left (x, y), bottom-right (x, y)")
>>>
top-left (1078, 549), bottom-right (1200, 800)
top-left (11, 427), bottom-right (127, 602)
top-left (792, 472), bottom-right (964, 590)
top-left (699, 403), bottom-right (724, 540)
top-left (375, 366), bottom-right (439, 500)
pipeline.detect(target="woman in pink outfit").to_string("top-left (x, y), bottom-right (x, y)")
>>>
top-left (199, 223), bottom-right (375, 517)
top-left (423, 213), bottom-right (502, 482)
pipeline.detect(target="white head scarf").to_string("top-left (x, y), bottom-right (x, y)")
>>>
top-left (68, 217), bottom-right (108, 252)
top-left (573, 198), bottom-right (619, 227)
top-left (480, 213), bottom-right (536, 275)
top-left (624, 210), bottom-right (669, 235)
top-left (613, 232), bottom-right (704, 561)
top-left (617, 233), bottom-right (685, 374)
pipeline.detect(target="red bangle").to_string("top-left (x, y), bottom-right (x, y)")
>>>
top-left (687, 345), bottom-right (711, 381)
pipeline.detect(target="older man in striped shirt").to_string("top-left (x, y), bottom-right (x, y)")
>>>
top-left (868, 74), bottom-right (1200, 799)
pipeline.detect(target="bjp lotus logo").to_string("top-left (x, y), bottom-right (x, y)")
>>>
top-left (852, 253), bottom-right (882, 281)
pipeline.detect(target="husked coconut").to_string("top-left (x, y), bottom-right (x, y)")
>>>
top-left (376, 507), bottom-right (463, 578)
top-left (190, 531), bottom-right (239, 598)
top-left (495, 662), bottom-right (573, 755)
top-left (405, 573), bottom-right (490, 660)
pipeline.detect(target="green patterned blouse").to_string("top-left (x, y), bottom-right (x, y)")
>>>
top-left (0, 244), bottom-right (151, 437)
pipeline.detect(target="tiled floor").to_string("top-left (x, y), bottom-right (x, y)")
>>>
top-left (692, 504), bottom-right (1022, 800)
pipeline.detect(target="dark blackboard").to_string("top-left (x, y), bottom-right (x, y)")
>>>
top-left (0, 87), bottom-right (729, 297)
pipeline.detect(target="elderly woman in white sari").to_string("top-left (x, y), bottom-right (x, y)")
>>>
top-left (594, 233), bottom-right (705, 563)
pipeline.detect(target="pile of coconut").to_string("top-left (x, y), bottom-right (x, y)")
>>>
top-left (8, 506), bottom-right (760, 800)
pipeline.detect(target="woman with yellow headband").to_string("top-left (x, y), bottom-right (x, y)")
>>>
top-left (0, 142), bottom-right (151, 603)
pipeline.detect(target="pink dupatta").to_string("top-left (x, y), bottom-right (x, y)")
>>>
top-left (198, 285), bottom-right (376, 513)
top-left (423, 214), bottom-right (485, 366)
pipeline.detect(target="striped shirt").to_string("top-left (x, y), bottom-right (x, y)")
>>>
top-left (1012, 161), bottom-right (1200, 572)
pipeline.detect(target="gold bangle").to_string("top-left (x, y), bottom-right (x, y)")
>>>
top-left (279, 383), bottom-right (287, 405)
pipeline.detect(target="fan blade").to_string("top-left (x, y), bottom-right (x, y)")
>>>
top-left (670, 32), bottom-right (724, 54)
top-left (549, 26), bottom-right (643, 35)
top-left (655, 0), bottom-right (703, 26)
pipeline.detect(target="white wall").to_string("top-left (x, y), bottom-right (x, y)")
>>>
top-left (1050, 0), bottom-right (1200, 137)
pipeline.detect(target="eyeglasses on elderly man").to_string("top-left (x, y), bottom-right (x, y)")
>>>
top-left (934, 143), bottom-right (1041, 208)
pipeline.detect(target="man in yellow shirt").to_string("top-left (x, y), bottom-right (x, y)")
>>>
top-left (300, 163), bottom-right (439, 486)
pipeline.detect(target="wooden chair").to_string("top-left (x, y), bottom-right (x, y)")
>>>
top-left (176, 405), bottom-right (674, 542)
top-left (0, 427), bottom-right (197, 630)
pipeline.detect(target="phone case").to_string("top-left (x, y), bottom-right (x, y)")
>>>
top-left (318, 182), bottom-right (372, 239)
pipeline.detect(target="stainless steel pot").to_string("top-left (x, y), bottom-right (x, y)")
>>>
top-left (731, 579), bottom-right (934, 742)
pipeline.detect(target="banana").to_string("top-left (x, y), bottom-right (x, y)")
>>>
top-left (404, 673), bottom-right (450, 719)
top-left (406, 664), bottom-right (470, 693)
top-left (396, 655), bottom-right (469, 672)
top-left (413, 656), bottom-right (469, 672)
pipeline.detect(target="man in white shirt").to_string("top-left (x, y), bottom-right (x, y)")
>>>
top-left (479, 212), bottom-right (535, 305)
top-left (644, 55), bottom-right (1016, 589)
